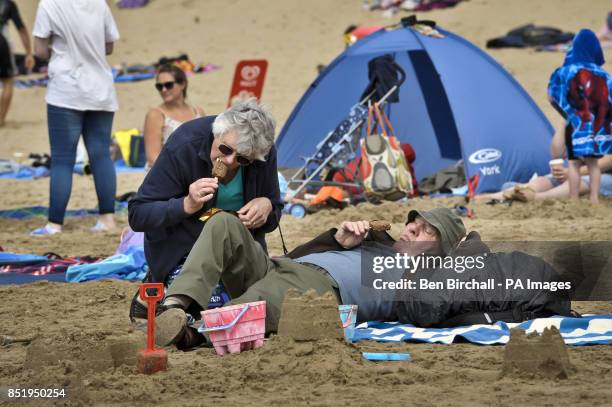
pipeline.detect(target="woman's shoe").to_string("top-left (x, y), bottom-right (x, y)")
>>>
top-left (90, 220), bottom-right (116, 232)
top-left (30, 224), bottom-right (61, 236)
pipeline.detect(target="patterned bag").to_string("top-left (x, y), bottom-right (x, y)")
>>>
top-left (359, 103), bottom-right (414, 200)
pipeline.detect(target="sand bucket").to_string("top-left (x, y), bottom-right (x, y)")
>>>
top-left (338, 304), bottom-right (358, 342)
top-left (199, 301), bottom-right (266, 356)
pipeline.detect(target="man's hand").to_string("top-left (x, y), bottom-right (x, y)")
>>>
top-left (334, 221), bottom-right (369, 249)
top-left (238, 197), bottom-right (272, 229)
top-left (184, 178), bottom-right (218, 215)
top-left (551, 166), bottom-right (568, 182)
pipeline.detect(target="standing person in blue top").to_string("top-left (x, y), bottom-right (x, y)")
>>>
top-left (128, 99), bottom-right (283, 327)
top-left (548, 29), bottom-right (612, 204)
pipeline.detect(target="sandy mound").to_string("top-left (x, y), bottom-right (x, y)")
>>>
top-left (502, 327), bottom-right (573, 380)
top-left (277, 289), bottom-right (344, 341)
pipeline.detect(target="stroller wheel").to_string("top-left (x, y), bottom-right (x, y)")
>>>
top-left (289, 204), bottom-right (306, 218)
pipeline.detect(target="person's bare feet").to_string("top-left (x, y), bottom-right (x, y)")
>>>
top-left (511, 185), bottom-right (536, 202)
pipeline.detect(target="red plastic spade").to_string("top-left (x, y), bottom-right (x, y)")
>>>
top-left (137, 283), bottom-right (168, 374)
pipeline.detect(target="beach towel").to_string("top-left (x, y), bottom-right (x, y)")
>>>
top-left (0, 160), bottom-right (143, 179)
top-left (0, 252), bottom-right (100, 284)
top-left (353, 314), bottom-right (612, 345)
top-left (548, 29), bottom-right (612, 158)
top-left (14, 76), bottom-right (48, 88)
top-left (65, 245), bottom-right (147, 283)
top-left (0, 202), bottom-right (128, 220)
top-left (0, 164), bottom-right (48, 179)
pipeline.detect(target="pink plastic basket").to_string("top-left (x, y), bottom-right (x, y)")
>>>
top-left (199, 301), bottom-right (266, 356)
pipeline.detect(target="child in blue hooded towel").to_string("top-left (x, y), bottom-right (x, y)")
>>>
top-left (548, 29), bottom-right (612, 203)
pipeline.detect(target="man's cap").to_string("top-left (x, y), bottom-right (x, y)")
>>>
top-left (406, 207), bottom-right (466, 254)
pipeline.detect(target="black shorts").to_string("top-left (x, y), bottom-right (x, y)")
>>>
top-left (0, 34), bottom-right (16, 79)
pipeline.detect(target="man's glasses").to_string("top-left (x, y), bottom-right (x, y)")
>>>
top-left (218, 143), bottom-right (252, 166)
top-left (155, 81), bottom-right (176, 91)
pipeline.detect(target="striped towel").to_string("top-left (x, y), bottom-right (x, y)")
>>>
top-left (353, 314), bottom-right (612, 346)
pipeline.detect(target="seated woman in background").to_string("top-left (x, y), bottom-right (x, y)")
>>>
top-left (143, 64), bottom-right (205, 168)
top-left (477, 119), bottom-right (612, 202)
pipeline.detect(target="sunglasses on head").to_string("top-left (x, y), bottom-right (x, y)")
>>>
top-left (218, 143), bottom-right (252, 166)
top-left (155, 81), bottom-right (176, 91)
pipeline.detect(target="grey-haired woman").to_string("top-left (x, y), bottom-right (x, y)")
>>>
top-left (129, 99), bottom-right (282, 290)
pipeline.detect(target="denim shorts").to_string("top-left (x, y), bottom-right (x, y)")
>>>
top-left (545, 173), bottom-right (612, 196)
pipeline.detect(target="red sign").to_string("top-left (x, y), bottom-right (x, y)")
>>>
top-left (227, 60), bottom-right (268, 107)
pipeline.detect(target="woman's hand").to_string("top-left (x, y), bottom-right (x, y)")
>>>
top-left (334, 221), bottom-right (369, 249)
top-left (237, 197), bottom-right (272, 229)
top-left (184, 178), bottom-right (218, 214)
top-left (551, 165), bottom-right (569, 181)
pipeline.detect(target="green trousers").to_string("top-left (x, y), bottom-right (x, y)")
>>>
top-left (167, 212), bottom-right (335, 333)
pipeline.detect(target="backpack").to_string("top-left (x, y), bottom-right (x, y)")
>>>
top-left (359, 103), bottom-right (414, 200)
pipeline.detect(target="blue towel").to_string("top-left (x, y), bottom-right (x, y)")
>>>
top-left (65, 246), bottom-right (147, 282)
top-left (353, 314), bottom-right (612, 346)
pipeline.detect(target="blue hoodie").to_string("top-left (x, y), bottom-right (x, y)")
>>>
top-left (548, 29), bottom-right (611, 157)
top-left (563, 29), bottom-right (605, 66)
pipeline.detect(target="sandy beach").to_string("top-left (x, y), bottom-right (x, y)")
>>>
top-left (1, 0), bottom-right (611, 405)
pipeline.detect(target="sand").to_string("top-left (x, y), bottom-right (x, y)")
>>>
top-left (502, 327), bottom-right (572, 380)
top-left (277, 289), bottom-right (345, 341)
top-left (1, 0), bottom-right (612, 405)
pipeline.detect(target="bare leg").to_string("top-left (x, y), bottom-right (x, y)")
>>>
top-left (0, 78), bottom-right (14, 126)
top-left (530, 179), bottom-right (589, 200)
top-left (475, 176), bottom-right (554, 201)
top-left (567, 160), bottom-right (582, 201)
top-left (584, 157), bottom-right (601, 204)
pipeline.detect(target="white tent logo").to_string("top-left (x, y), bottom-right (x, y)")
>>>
top-left (469, 148), bottom-right (502, 164)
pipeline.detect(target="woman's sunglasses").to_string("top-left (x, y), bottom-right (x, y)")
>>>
top-left (219, 143), bottom-right (252, 166)
top-left (155, 81), bottom-right (176, 91)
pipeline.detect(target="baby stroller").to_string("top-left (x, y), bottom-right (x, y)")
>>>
top-left (285, 54), bottom-right (406, 203)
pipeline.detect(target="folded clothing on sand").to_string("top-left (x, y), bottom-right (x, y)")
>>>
top-left (487, 24), bottom-right (574, 49)
top-left (65, 245), bottom-right (147, 283)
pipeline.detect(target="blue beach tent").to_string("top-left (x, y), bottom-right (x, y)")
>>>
top-left (275, 24), bottom-right (554, 193)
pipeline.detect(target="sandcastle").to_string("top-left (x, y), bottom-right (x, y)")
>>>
top-left (277, 289), bottom-right (344, 341)
top-left (501, 327), bottom-right (572, 379)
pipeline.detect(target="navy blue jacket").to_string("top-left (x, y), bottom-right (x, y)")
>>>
top-left (128, 116), bottom-right (283, 283)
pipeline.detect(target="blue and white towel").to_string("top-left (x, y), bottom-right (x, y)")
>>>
top-left (353, 314), bottom-right (612, 346)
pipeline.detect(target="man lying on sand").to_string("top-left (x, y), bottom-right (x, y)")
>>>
top-left (150, 207), bottom-right (570, 350)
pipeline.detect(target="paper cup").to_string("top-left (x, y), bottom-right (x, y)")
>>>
top-left (549, 159), bottom-right (564, 172)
